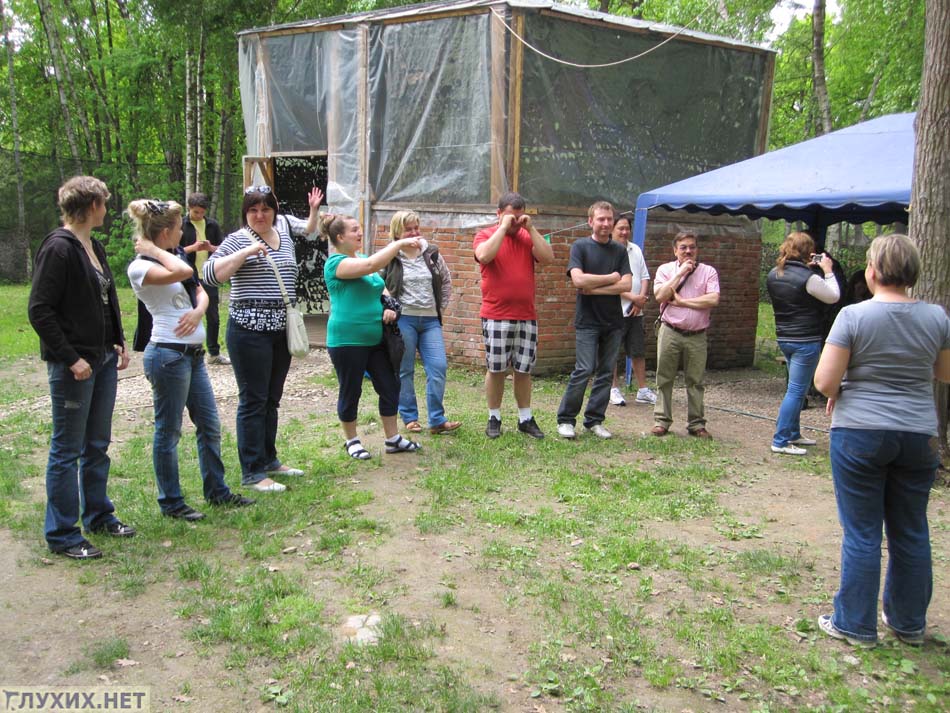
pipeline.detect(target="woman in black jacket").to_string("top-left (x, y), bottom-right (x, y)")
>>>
top-left (765, 231), bottom-right (840, 455)
top-left (28, 176), bottom-right (134, 560)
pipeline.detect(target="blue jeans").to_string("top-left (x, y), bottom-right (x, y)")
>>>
top-left (773, 340), bottom-right (821, 447)
top-left (44, 351), bottom-right (120, 550)
top-left (557, 326), bottom-right (624, 428)
top-left (397, 315), bottom-right (449, 428)
top-left (829, 428), bottom-right (937, 642)
top-left (144, 344), bottom-right (232, 512)
top-left (226, 322), bottom-right (292, 485)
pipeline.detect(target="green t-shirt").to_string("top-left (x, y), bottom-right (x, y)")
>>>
top-left (324, 252), bottom-right (385, 347)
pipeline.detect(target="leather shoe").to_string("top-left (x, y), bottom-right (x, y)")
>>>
top-left (430, 420), bottom-right (461, 435)
top-left (689, 427), bottom-right (713, 439)
top-left (651, 425), bottom-right (669, 437)
top-left (163, 505), bottom-right (205, 521)
top-left (92, 520), bottom-right (136, 538)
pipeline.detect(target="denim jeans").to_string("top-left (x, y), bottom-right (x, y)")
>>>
top-left (144, 344), bottom-right (231, 512)
top-left (772, 340), bottom-right (821, 447)
top-left (557, 326), bottom-right (624, 428)
top-left (829, 427), bottom-right (938, 642)
top-left (44, 351), bottom-right (120, 550)
top-left (397, 315), bottom-right (448, 428)
top-left (226, 322), bottom-right (292, 485)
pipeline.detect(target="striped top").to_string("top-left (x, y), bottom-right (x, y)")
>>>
top-left (203, 214), bottom-right (308, 332)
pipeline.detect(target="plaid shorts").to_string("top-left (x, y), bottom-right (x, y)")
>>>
top-left (482, 319), bottom-right (538, 373)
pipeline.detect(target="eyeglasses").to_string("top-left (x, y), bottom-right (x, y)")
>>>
top-left (244, 185), bottom-right (273, 195)
top-left (146, 201), bottom-right (170, 215)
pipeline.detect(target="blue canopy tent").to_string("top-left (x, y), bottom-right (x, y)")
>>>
top-left (632, 113), bottom-right (914, 249)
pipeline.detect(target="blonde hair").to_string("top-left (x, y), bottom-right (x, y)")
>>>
top-left (125, 200), bottom-right (184, 242)
top-left (390, 211), bottom-right (420, 240)
top-left (588, 201), bottom-right (614, 219)
top-left (867, 233), bottom-right (919, 288)
top-left (776, 231), bottom-right (815, 276)
top-left (58, 176), bottom-right (111, 224)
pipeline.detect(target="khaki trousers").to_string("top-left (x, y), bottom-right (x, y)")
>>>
top-left (653, 323), bottom-right (707, 431)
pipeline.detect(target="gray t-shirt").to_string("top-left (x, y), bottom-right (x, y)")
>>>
top-left (826, 300), bottom-right (950, 435)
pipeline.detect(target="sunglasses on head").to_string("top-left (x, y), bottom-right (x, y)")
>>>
top-left (244, 185), bottom-right (273, 195)
top-left (146, 201), bottom-right (170, 215)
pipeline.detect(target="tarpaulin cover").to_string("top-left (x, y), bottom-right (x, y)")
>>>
top-left (633, 113), bottom-right (915, 245)
top-left (518, 12), bottom-right (770, 209)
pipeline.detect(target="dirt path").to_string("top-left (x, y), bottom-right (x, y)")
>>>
top-left (1, 354), bottom-right (947, 712)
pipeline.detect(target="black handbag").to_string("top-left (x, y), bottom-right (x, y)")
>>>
top-left (382, 322), bottom-right (405, 373)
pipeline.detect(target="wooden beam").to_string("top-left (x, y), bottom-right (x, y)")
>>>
top-left (506, 11), bottom-right (524, 193)
top-left (755, 52), bottom-right (776, 155)
top-left (489, 8), bottom-right (507, 204)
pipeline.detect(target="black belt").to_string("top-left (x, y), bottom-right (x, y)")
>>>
top-left (153, 342), bottom-right (205, 356)
top-left (662, 323), bottom-right (706, 337)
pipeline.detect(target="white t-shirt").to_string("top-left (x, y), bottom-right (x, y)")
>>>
top-left (620, 241), bottom-right (650, 316)
top-left (128, 258), bottom-right (206, 345)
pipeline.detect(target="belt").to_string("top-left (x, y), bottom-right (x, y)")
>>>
top-left (153, 342), bottom-right (205, 356)
top-left (662, 323), bottom-right (706, 337)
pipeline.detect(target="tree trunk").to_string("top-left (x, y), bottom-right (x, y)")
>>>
top-left (36, 0), bottom-right (83, 172)
top-left (811, 0), bottom-right (833, 135)
top-left (910, 0), bottom-right (950, 461)
top-left (1, 0), bottom-right (29, 281)
top-left (196, 25), bottom-right (206, 194)
top-left (185, 45), bottom-right (195, 197)
top-left (210, 77), bottom-right (232, 218)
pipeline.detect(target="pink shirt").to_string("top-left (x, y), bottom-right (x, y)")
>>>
top-left (655, 260), bottom-right (720, 332)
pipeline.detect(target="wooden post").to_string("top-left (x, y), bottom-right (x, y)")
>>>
top-left (489, 10), bottom-right (507, 203)
top-left (357, 22), bottom-right (371, 251)
top-left (506, 11), bottom-right (524, 192)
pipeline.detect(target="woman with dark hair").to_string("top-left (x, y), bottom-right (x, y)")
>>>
top-left (382, 210), bottom-right (460, 435)
top-left (323, 214), bottom-right (423, 459)
top-left (815, 233), bottom-right (950, 647)
top-left (203, 185), bottom-right (322, 493)
top-left (28, 176), bottom-right (133, 559)
top-left (127, 199), bottom-right (254, 520)
top-left (765, 231), bottom-right (839, 455)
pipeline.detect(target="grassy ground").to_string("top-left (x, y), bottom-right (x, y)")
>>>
top-left (1, 285), bottom-right (947, 712)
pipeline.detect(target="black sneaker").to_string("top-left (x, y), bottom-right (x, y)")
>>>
top-left (210, 493), bottom-right (256, 508)
top-left (485, 416), bottom-right (502, 439)
top-left (54, 539), bottom-right (103, 560)
top-left (92, 520), bottom-right (136, 538)
top-left (163, 504), bottom-right (206, 521)
top-left (517, 417), bottom-right (545, 439)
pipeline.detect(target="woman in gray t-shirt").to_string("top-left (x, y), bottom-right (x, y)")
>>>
top-left (814, 234), bottom-right (950, 647)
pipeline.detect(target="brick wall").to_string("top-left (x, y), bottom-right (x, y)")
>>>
top-left (373, 209), bottom-right (760, 374)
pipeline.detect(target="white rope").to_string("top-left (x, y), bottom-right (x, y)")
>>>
top-left (489, 6), bottom-right (713, 70)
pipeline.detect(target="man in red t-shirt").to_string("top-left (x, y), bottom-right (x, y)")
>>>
top-left (473, 192), bottom-right (555, 439)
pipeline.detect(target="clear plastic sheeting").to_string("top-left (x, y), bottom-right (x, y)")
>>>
top-left (517, 13), bottom-right (769, 207)
top-left (238, 30), bottom-right (362, 216)
top-left (368, 14), bottom-right (495, 204)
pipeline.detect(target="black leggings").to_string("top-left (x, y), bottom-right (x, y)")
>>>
top-left (327, 342), bottom-right (399, 422)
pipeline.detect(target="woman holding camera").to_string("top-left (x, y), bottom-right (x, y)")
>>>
top-left (815, 233), bottom-right (950, 647)
top-left (765, 231), bottom-right (839, 455)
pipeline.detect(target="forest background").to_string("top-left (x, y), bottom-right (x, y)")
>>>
top-left (0, 0), bottom-right (928, 285)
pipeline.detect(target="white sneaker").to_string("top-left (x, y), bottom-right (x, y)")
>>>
top-left (790, 437), bottom-right (817, 446)
top-left (557, 423), bottom-right (576, 439)
top-left (249, 479), bottom-right (287, 492)
top-left (635, 388), bottom-right (657, 404)
top-left (771, 444), bottom-right (807, 455)
top-left (207, 354), bottom-right (232, 365)
top-left (586, 424), bottom-right (612, 439)
top-left (609, 387), bottom-right (626, 406)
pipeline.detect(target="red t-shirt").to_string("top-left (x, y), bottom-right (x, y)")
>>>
top-left (473, 225), bottom-right (538, 320)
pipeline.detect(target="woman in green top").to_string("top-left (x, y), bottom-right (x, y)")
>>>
top-left (322, 214), bottom-right (423, 459)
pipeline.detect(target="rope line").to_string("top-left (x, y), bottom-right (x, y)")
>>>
top-left (489, 5), bottom-right (714, 70)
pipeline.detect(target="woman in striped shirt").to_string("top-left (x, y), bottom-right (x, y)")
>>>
top-left (203, 186), bottom-right (322, 493)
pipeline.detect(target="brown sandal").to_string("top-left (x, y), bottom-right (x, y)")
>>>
top-left (405, 421), bottom-right (423, 433)
top-left (651, 425), bottom-right (669, 437)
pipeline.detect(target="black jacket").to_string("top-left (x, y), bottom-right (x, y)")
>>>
top-left (766, 261), bottom-right (824, 342)
top-left (28, 228), bottom-right (125, 365)
top-left (181, 214), bottom-right (223, 270)
top-left (382, 244), bottom-right (449, 323)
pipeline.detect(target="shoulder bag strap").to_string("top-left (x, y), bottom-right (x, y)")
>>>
top-left (246, 227), bottom-right (293, 309)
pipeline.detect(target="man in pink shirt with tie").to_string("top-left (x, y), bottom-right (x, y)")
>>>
top-left (651, 231), bottom-right (720, 439)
